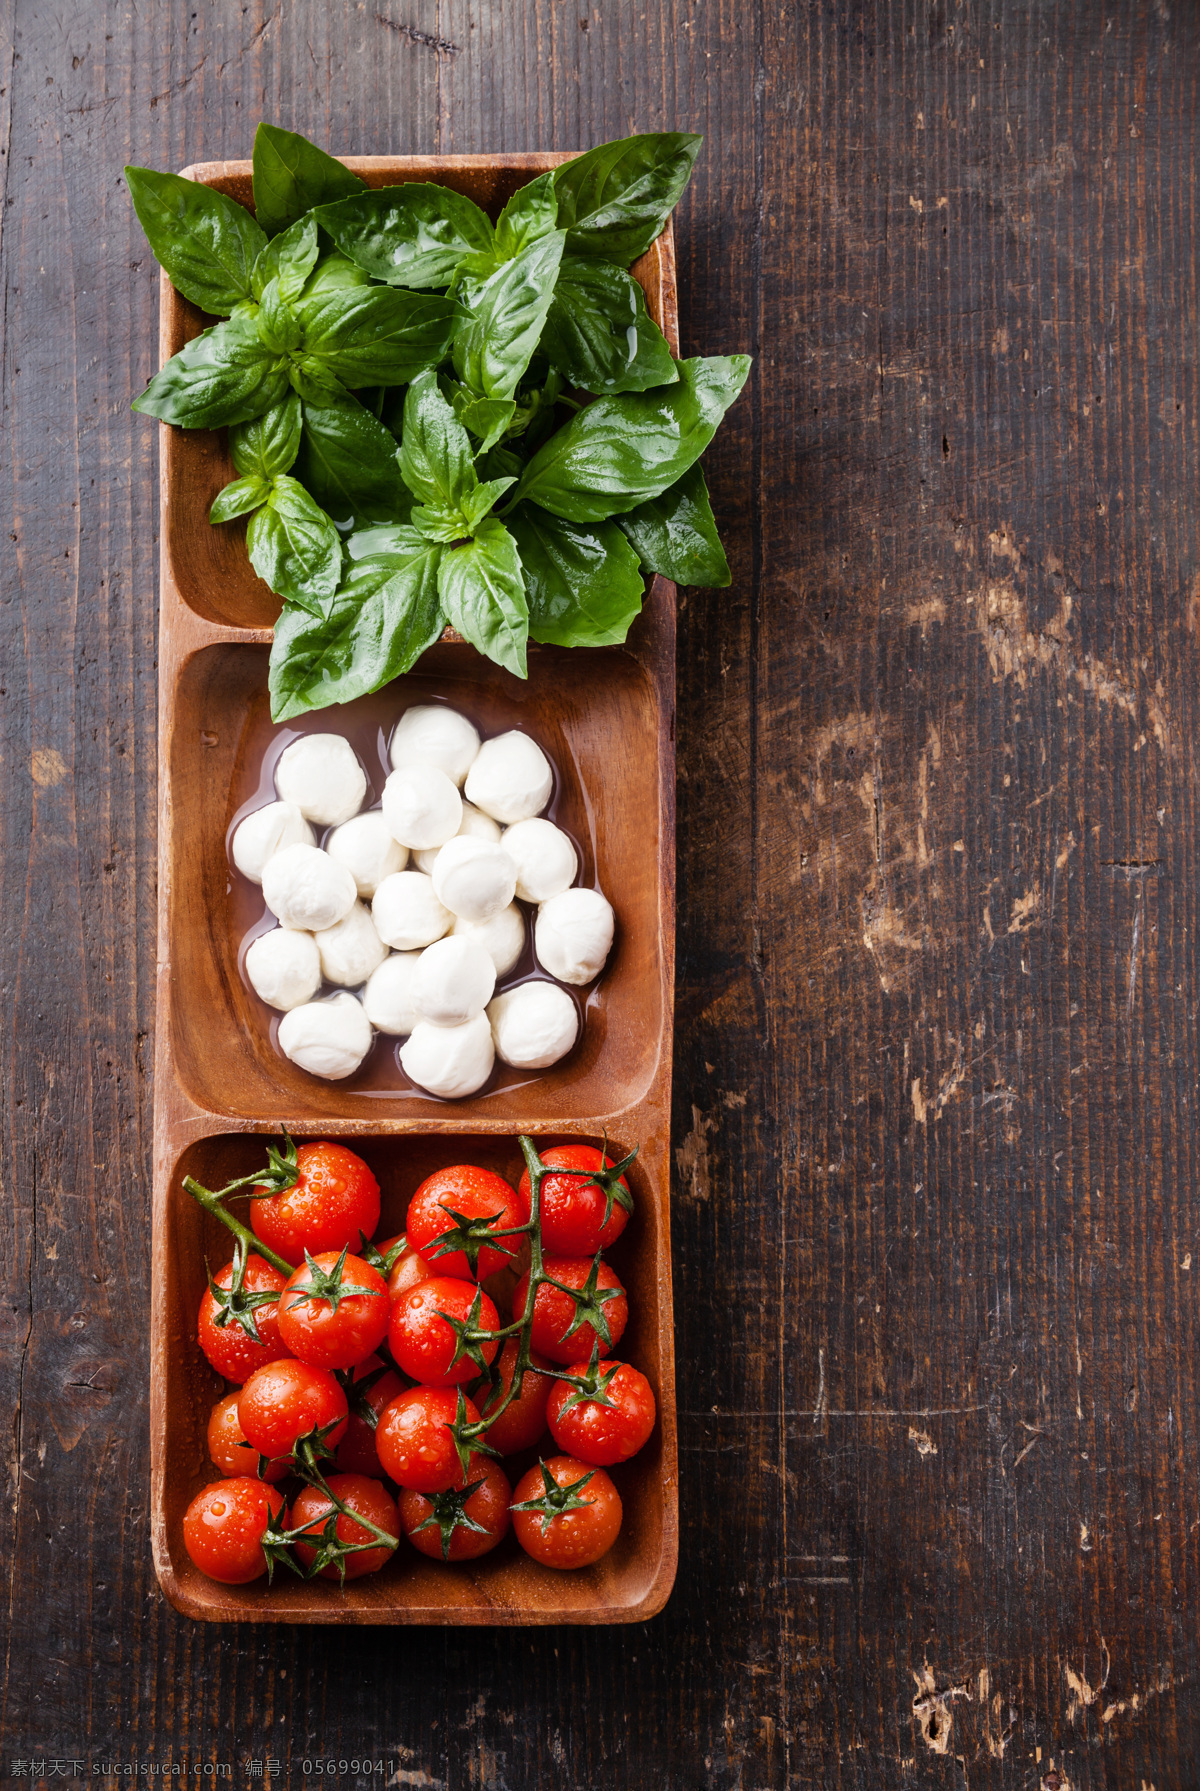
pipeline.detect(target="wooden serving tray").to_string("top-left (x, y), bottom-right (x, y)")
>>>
top-left (149, 155), bottom-right (678, 1624)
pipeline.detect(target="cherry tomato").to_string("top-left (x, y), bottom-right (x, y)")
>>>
top-left (476, 1339), bottom-right (555, 1456)
top-left (277, 1250), bottom-right (390, 1370)
top-left (547, 1359), bottom-right (656, 1464)
top-left (196, 1255), bottom-right (290, 1384)
top-left (388, 1277), bottom-right (500, 1387)
top-left (238, 1358), bottom-right (348, 1460)
top-left (510, 1455), bottom-right (622, 1569)
top-left (517, 1146), bottom-right (631, 1256)
top-left (376, 1386), bottom-right (486, 1493)
top-left (375, 1236), bottom-right (437, 1302)
top-left (183, 1477), bottom-right (285, 1585)
top-left (334, 1355), bottom-right (407, 1479)
top-left (251, 1140), bottom-right (380, 1264)
top-left (406, 1166), bottom-right (525, 1282)
top-left (289, 1473), bottom-right (400, 1581)
top-left (399, 1457), bottom-right (512, 1562)
top-left (511, 1257), bottom-right (628, 1365)
top-left (207, 1392), bottom-right (289, 1483)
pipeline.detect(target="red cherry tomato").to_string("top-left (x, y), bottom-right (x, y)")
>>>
top-left (388, 1277), bottom-right (500, 1387)
top-left (476, 1339), bottom-right (555, 1456)
top-left (334, 1355), bottom-right (407, 1478)
top-left (207, 1392), bottom-right (289, 1483)
top-left (237, 1358), bottom-right (348, 1460)
top-left (289, 1473), bottom-right (400, 1580)
top-left (251, 1141), bottom-right (380, 1264)
top-left (376, 1387), bottom-right (485, 1494)
top-left (196, 1255), bottom-right (290, 1384)
top-left (517, 1146), bottom-right (631, 1256)
top-left (183, 1477), bottom-right (286, 1585)
top-left (277, 1250), bottom-right (390, 1370)
top-left (547, 1359), bottom-right (656, 1465)
top-left (510, 1455), bottom-right (622, 1569)
top-left (375, 1236), bottom-right (437, 1303)
top-left (511, 1257), bottom-right (628, 1365)
top-left (399, 1457), bottom-right (512, 1562)
top-left (406, 1166), bottom-right (525, 1282)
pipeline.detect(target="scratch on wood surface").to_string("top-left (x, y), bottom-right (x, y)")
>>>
top-left (1064, 1642), bottom-right (1109, 1723)
top-left (30, 747), bottom-right (66, 787)
top-left (374, 13), bottom-right (462, 53)
top-left (674, 1105), bottom-right (714, 1201)
top-left (907, 1425), bottom-right (937, 1456)
top-left (912, 1667), bottom-right (970, 1755)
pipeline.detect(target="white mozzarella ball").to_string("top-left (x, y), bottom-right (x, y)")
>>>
top-left (488, 981), bottom-right (580, 1069)
top-left (278, 991), bottom-right (373, 1081)
top-left (314, 902), bottom-right (387, 987)
top-left (464, 731), bottom-right (553, 823)
top-left (231, 801), bottom-right (315, 884)
top-left (371, 870), bottom-right (452, 951)
top-left (410, 935), bottom-right (496, 1026)
top-left (274, 734), bottom-right (367, 827)
top-left (389, 704), bottom-right (481, 787)
top-left (400, 1013), bottom-right (495, 1099)
top-left (262, 843), bottom-right (357, 932)
top-left (413, 801), bottom-right (501, 874)
top-left (451, 904), bottom-right (526, 979)
top-left (244, 927), bottom-right (321, 1012)
top-left (432, 835), bottom-right (518, 923)
top-left (501, 818), bottom-right (578, 903)
top-left (382, 764), bottom-right (462, 850)
top-left (325, 810), bottom-right (408, 897)
top-left (535, 886), bottom-right (615, 985)
top-left (362, 952), bottom-right (422, 1036)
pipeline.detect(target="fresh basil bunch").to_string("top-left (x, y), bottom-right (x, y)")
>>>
top-left (128, 123), bottom-right (750, 719)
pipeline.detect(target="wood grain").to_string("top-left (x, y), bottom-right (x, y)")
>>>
top-left (3, 0), bottom-right (1200, 1781)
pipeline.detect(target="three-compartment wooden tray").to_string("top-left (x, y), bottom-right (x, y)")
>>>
top-left (149, 154), bottom-right (679, 1623)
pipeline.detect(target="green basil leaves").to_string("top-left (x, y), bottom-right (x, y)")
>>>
top-left (252, 123), bottom-right (368, 238)
top-left (125, 167), bottom-right (267, 316)
top-left (552, 132), bottom-right (703, 263)
top-left (317, 184), bottom-right (495, 289)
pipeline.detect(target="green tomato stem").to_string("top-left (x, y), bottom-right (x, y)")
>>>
top-left (182, 1175), bottom-right (296, 1278)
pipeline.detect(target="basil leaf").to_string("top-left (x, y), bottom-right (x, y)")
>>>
top-left (616, 463), bottom-right (730, 587)
top-left (511, 354), bottom-right (751, 521)
top-left (508, 503), bottom-right (645, 646)
top-left (252, 123), bottom-right (367, 237)
top-left (457, 395), bottom-right (517, 453)
top-left (125, 166), bottom-right (267, 316)
top-left (453, 230), bottom-right (566, 403)
top-left (542, 258), bottom-right (677, 394)
top-left (437, 517), bottom-right (529, 678)
top-left (552, 132), bottom-right (702, 264)
top-left (460, 477), bottom-right (516, 533)
top-left (256, 278), bottom-right (303, 354)
top-left (247, 475), bottom-right (342, 611)
top-left (251, 214), bottom-right (320, 303)
top-left (209, 474), bottom-right (271, 525)
top-left (300, 286), bottom-right (461, 388)
top-left (398, 370), bottom-right (476, 509)
top-left (269, 534), bottom-right (445, 721)
top-left (494, 171), bottom-right (559, 260)
top-left (296, 392), bottom-right (412, 528)
top-left (229, 393), bottom-right (303, 479)
top-left (316, 184), bottom-right (494, 289)
top-left (132, 314), bottom-right (289, 429)
top-left (297, 251), bottom-right (374, 306)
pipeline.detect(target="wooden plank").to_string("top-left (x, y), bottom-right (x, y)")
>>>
top-left (2, 0), bottom-right (1200, 1782)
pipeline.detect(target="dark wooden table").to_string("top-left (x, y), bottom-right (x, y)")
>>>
top-left (4, 1), bottom-right (1198, 1784)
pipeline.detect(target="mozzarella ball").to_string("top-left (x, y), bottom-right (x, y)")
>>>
top-left (413, 801), bottom-right (501, 874)
top-left (362, 952), bottom-right (421, 1036)
top-left (535, 887), bottom-right (615, 985)
top-left (371, 870), bottom-right (452, 951)
top-left (400, 1013), bottom-right (495, 1100)
top-left (244, 927), bottom-right (321, 1012)
top-left (382, 764), bottom-right (462, 850)
top-left (410, 935), bottom-right (496, 1027)
top-left (389, 704), bottom-right (481, 786)
top-left (231, 801), bottom-right (315, 884)
top-left (464, 731), bottom-right (554, 823)
top-left (278, 992), bottom-right (373, 1081)
top-left (262, 843), bottom-right (357, 932)
top-left (432, 836), bottom-right (518, 923)
top-left (314, 902), bottom-right (387, 988)
top-left (488, 982), bottom-right (580, 1069)
top-left (325, 810), bottom-right (408, 897)
top-left (274, 734), bottom-right (367, 827)
top-left (451, 904), bottom-right (526, 979)
top-left (501, 818), bottom-right (578, 903)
